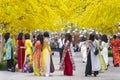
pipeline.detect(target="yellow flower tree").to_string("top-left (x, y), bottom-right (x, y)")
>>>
top-left (0, 0), bottom-right (120, 35)
top-left (79, 0), bottom-right (120, 34)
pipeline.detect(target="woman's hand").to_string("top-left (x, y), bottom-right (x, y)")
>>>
top-left (87, 40), bottom-right (92, 43)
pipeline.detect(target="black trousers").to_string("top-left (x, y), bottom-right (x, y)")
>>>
top-left (85, 52), bottom-right (99, 76)
top-left (59, 48), bottom-right (63, 63)
top-left (7, 59), bottom-right (14, 69)
top-left (85, 52), bottom-right (92, 76)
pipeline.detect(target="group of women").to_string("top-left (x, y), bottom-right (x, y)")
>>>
top-left (79, 33), bottom-right (120, 77)
top-left (3, 32), bottom-right (75, 77)
top-left (79, 34), bottom-right (109, 77)
top-left (3, 32), bottom-right (52, 76)
top-left (17, 32), bottom-right (51, 76)
top-left (3, 31), bottom-right (120, 77)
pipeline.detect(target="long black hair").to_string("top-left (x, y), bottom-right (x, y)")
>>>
top-left (43, 31), bottom-right (49, 37)
top-left (89, 34), bottom-right (95, 41)
top-left (65, 33), bottom-right (72, 43)
top-left (37, 34), bottom-right (43, 44)
top-left (17, 32), bottom-right (23, 40)
top-left (4, 33), bottom-right (10, 43)
top-left (113, 35), bottom-right (117, 39)
top-left (101, 34), bottom-right (108, 43)
top-left (25, 33), bottom-right (30, 39)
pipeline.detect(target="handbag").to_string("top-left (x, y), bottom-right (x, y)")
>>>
top-left (50, 55), bottom-right (55, 73)
top-left (94, 47), bottom-right (99, 55)
top-left (92, 42), bottom-right (99, 55)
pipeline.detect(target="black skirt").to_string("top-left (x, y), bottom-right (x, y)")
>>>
top-left (85, 51), bottom-right (92, 75)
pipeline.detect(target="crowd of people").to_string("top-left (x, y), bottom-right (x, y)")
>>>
top-left (3, 31), bottom-right (75, 77)
top-left (2, 31), bottom-right (120, 77)
top-left (79, 33), bottom-right (120, 77)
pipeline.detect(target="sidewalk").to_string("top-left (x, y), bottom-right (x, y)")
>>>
top-left (0, 52), bottom-right (120, 80)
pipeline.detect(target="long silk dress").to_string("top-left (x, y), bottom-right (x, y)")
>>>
top-left (41, 38), bottom-right (51, 76)
top-left (79, 41), bottom-right (87, 63)
top-left (110, 39), bottom-right (120, 66)
top-left (98, 41), bottom-right (107, 71)
top-left (4, 38), bottom-right (14, 71)
top-left (60, 40), bottom-right (75, 76)
top-left (17, 40), bottom-right (25, 71)
top-left (23, 39), bottom-right (33, 73)
top-left (100, 41), bottom-right (109, 66)
top-left (33, 40), bottom-right (42, 76)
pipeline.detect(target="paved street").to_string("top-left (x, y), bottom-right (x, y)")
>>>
top-left (0, 52), bottom-right (120, 80)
